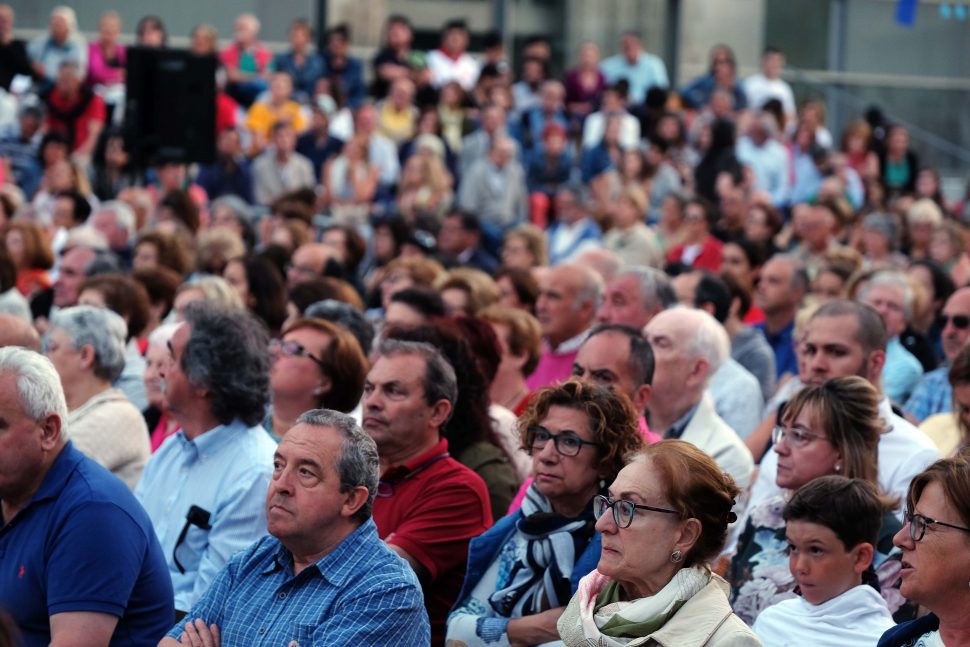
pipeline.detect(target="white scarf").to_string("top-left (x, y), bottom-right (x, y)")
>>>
top-left (752, 584), bottom-right (894, 647)
top-left (559, 567), bottom-right (711, 646)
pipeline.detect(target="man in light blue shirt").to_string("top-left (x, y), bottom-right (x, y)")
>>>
top-left (737, 112), bottom-right (790, 208)
top-left (599, 31), bottom-right (668, 105)
top-left (136, 302), bottom-right (277, 614)
top-left (159, 410), bottom-right (429, 647)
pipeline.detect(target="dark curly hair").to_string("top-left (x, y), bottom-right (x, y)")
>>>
top-left (518, 378), bottom-right (643, 484)
top-left (181, 301), bottom-right (271, 427)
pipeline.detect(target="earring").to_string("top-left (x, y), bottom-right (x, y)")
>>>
top-left (670, 549), bottom-right (682, 563)
top-left (834, 463), bottom-right (842, 473)
top-left (599, 479), bottom-right (606, 490)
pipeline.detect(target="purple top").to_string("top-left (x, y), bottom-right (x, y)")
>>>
top-left (87, 41), bottom-right (126, 87)
top-left (564, 67), bottom-right (606, 110)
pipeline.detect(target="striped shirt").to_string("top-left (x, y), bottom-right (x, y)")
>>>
top-left (166, 519), bottom-right (429, 646)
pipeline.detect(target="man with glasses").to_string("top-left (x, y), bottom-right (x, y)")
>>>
top-left (749, 300), bottom-right (939, 515)
top-left (905, 287), bottom-right (970, 421)
top-left (158, 410), bottom-right (429, 646)
top-left (361, 339), bottom-right (491, 645)
top-left (136, 302), bottom-right (277, 616)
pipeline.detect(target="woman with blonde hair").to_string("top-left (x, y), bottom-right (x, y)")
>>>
top-left (502, 223), bottom-right (549, 269)
top-left (603, 185), bottom-right (663, 268)
top-left (731, 376), bottom-right (911, 624)
top-left (435, 267), bottom-right (500, 315)
top-left (396, 149), bottom-right (454, 227)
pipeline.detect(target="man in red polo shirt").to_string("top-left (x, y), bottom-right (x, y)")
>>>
top-left (42, 59), bottom-right (105, 159)
top-left (362, 339), bottom-right (492, 646)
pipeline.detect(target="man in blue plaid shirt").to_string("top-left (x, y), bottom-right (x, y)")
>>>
top-left (159, 409), bottom-right (429, 647)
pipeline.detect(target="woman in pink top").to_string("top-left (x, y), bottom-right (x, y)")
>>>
top-left (87, 11), bottom-right (125, 88)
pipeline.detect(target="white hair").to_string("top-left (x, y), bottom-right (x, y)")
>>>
top-left (858, 270), bottom-right (914, 321)
top-left (0, 346), bottom-right (69, 440)
top-left (147, 322), bottom-right (181, 351)
top-left (48, 306), bottom-right (128, 383)
top-left (51, 5), bottom-right (77, 31)
top-left (97, 200), bottom-right (136, 237)
top-left (669, 305), bottom-right (730, 384)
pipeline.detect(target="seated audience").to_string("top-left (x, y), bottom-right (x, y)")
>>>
top-left (159, 410), bottom-right (430, 646)
top-left (447, 379), bottom-right (644, 645)
top-left (0, 346), bottom-right (173, 646)
top-left (44, 305), bottom-right (149, 489)
top-left (753, 476), bottom-right (895, 647)
top-left (557, 440), bottom-right (758, 646)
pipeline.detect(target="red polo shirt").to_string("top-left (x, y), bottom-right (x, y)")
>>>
top-left (373, 438), bottom-right (492, 646)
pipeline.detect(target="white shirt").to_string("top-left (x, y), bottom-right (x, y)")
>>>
top-left (753, 584), bottom-right (894, 647)
top-left (750, 396), bottom-right (941, 514)
top-left (743, 73), bottom-right (796, 117)
top-left (427, 49), bottom-right (480, 91)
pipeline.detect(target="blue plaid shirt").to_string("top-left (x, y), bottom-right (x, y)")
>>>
top-left (166, 518), bottom-right (429, 646)
top-left (904, 365), bottom-right (952, 423)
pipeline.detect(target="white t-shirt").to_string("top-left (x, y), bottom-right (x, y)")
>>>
top-left (744, 73), bottom-right (796, 117)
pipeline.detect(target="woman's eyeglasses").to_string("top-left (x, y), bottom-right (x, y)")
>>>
top-left (771, 425), bottom-right (827, 449)
top-left (904, 510), bottom-right (970, 542)
top-left (269, 339), bottom-right (326, 368)
top-left (527, 426), bottom-right (597, 457)
top-left (594, 494), bottom-right (679, 529)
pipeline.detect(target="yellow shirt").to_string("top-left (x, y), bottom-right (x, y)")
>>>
top-left (245, 100), bottom-right (308, 138)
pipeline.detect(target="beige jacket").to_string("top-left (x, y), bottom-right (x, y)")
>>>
top-left (559, 575), bottom-right (762, 647)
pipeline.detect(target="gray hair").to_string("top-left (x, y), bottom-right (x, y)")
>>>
top-left (858, 269), bottom-right (914, 321)
top-left (181, 301), bottom-right (270, 427)
top-left (670, 306), bottom-right (730, 384)
top-left (619, 266), bottom-right (676, 312)
top-left (0, 346), bottom-right (69, 440)
top-left (97, 201), bottom-right (136, 237)
top-left (768, 254), bottom-right (809, 293)
top-left (375, 339), bottom-right (458, 410)
top-left (295, 409), bottom-right (379, 524)
top-left (210, 195), bottom-right (253, 225)
top-left (51, 5), bottom-right (77, 31)
top-left (48, 306), bottom-right (127, 382)
top-left (305, 299), bottom-right (375, 354)
top-left (569, 264), bottom-right (605, 312)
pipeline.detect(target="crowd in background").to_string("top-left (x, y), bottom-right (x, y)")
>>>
top-left (1, 4), bottom-right (970, 647)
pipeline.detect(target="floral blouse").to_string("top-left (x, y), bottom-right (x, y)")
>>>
top-left (728, 494), bottom-right (915, 625)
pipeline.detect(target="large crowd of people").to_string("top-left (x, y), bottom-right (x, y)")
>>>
top-left (1, 4), bottom-right (970, 647)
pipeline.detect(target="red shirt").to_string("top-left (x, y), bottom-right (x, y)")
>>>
top-left (44, 88), bottom-right (106, 152)
top-left (665, 235), bottom-right (724, 273)
top-left (373, 438), bottom-right (491, 646)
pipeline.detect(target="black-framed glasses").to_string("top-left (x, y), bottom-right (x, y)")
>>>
top-left (269, 339), bottom-right (326, 368)
top-left (904, 510), bottom-right (970, 542)
top-left (771, 425), bottom-right (827, 449)
top-left (939, 314), bottom-right (970, 330)
top-left (594, 495), bottom-right (679, 529)
top-left (527, 426), bottom-right (597, 457)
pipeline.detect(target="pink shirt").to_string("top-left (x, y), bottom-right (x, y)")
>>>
top-left (87, 42), bottom-right (126, 87)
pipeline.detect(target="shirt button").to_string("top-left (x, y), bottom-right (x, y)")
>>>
top-left (278, 592), bottom-right (286, 600)
top-left (258, 628), bottom-right (266, 635)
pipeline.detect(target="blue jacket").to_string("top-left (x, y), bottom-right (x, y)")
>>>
top-left (451, 508), bottom-right (602, 613)
top-left (877, 613), bottom-right (939, 647)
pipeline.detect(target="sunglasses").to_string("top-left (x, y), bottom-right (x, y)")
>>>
top-left (939, 314), bottom-right (970, 330)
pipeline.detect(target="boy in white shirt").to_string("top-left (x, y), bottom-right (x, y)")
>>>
top-left (753, 476), bottom-right (895, 647)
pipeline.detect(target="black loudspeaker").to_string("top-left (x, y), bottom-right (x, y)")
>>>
top-left (124, 47), bottom-right (217, 165)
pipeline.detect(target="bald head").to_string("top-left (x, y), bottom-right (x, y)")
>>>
top-left (0, 314), bottom-right (41, 350)
top-left (286, 243), bottom-right (337, 289)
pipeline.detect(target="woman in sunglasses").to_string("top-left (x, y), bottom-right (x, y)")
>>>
top-left (729, 376), bottom-right (913, 625)
top-left (266, 317), bottom-right (368, 440)
top-left (558, 439), bottom-right (757, 646)
top-left (879, 455), bottom-right (970, 647)
top-left (446, 379), bottom-right (643, 647)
